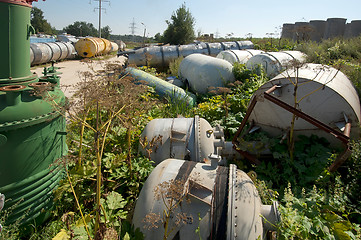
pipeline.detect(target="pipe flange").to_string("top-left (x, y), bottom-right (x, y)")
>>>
top-left (0, 85), bottom-right (26, 92)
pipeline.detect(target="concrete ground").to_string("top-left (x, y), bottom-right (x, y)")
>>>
top-left (31, 55), bottom-right (127, 99)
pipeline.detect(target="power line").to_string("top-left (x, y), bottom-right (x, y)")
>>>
top-left (93, 0), bottom-right (110, 38)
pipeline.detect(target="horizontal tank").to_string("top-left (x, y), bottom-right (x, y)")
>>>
top-left (133, 159), bottom-right (280, 240)
top-left (110, 41), bottom-right (119, 52)
top-left (246, 51), bottom-right (307, 78)
top-left (139, 116), bottom-right (231, 166)
top-left (178, 54), bottom-right (235, 94)
top-left (248, 63), bottom-right (361, 146)
top-left (216, 49), bottom-right (264, 65)
top-left (75, 37), bottom-right (108, 58)
top-left (30, 42), bottom-right (76, 66)
top-left (125, 41), bottom-right (254, 68)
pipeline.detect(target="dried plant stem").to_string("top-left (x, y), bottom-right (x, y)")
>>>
top-left (66, 170), bottom-right (92, 240)
top-left (95, 101), bottom-right (101, 234)
top-left (78, 107), bottom-right (91, 168)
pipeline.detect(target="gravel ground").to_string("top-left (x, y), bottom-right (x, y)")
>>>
top-left (32, 55), bottom-right (127, 99)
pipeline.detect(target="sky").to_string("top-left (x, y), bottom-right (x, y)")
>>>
top-left (33, 0), bottom-right (361, 38)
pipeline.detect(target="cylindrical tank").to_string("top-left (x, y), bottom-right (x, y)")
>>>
top-left (0, 0), bottom-right (67, 226)
top-left (30, 43), bottom-right (52, 65)
top-left (75, 37), bottom-right (106, 58)
top-left (125, 67), bottom-right (196, 106)
top-left (249, 63), bottom-right (361, 147)
top-left (133, 159), bottom-right (280, 240)
top-left (246, 51), bottom-right (307, 78)
top-left (101, 38), bottom-right (111, 54)
top-left (126, 41), bottom-right (254, 68)
top-left (324, 18), bottom-right (346, 39)
top-left (178, 54), bottom-right (235, 94)
top-left (309, 20), bottom-right (326, 42)
top-left (110, 41), bottom-right (119, 52)
top-left (344, 20), bottom-right (361, 38)
top-left (281, 23), bottom-right (295, 39)
top-left (30, 42), bottom-right (77, 65)
top-left (139, 116), bottom-right (228, 165)
top-left (216, 49), bottom-right (264, 65)
top-left (292, 22), bottom-right (310, 42)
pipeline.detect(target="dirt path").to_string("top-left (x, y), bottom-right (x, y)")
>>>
top-left (32, 55), bottom-right (127, 99)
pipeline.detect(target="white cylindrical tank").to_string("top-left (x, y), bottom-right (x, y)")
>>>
top-left (216, 49), bottom-right (264, 65)
top-left (139, 116), bottom-right (224, 166)
top-left (178, 54), bottom-right (235, 94)
top-left (246, 51), bottom-right (307, 78)
top-left (249, 63), bottom-right (361, 146)
top-left (132, 159), bottom-right (279, 240)
top-left (110, 42), bottom-right (119, 52)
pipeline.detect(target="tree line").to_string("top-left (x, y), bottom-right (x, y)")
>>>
top-left (31, 3), bottom-right (196, 44)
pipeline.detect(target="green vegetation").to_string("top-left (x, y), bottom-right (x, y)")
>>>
top-left (163, 3), bottom-right (195, 45)
top-left (1, 37), bottom-right (361, 239)
top-left (31, 7), bottom-right (56, 35)
top-left (63, 21), bottom-right (112, 39)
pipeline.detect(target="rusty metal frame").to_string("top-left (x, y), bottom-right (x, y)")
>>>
top-left (232, 85), bottom-right (351, 172)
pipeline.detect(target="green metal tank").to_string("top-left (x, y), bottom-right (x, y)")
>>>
top-left (0, 0), bottom-right (67, 226)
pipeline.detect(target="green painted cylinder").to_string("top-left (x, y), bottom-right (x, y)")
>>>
top-left (0, 0), bottom-right (68, 227)
top-left (0, 1), bottom-right (33, 83)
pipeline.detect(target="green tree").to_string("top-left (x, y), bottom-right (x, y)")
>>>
top-left (101, 26), bottom-right (112, 39)
top-left (31, 7), bottom-right (55, 34)
top-left (163, 3), bottom-right (195, 45)
top-left (154, 33), bottom-right (163, 42)
top-left (63, 21), bottom-right (98, 37)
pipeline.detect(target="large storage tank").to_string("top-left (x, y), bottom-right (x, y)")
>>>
top-left (216, 49), bottom-right (264, 65)
top-left (0, 0), bottom-right (67, 227)
top-left (139, 116), bottom-right (234, 166)
top-left (133, 159), bottom-right (280, 240)
top-left (126, 41), bottom-right (254, 68)
top-left (75, 37), bottom-right (106, 58)
top-left (309, 20), bottom-right (326, 42)
top-left (248, 63), bottom-right (361, 147)
top-left (324, 18), bottom-right (346, 39)
top-left (281, 23), bottom-right (295, 39)
top-left (246, 51), bottom-right (307, 78)
top-left (292, 22), bottom-right (311, 42)
top-left (30, 42), bottom-right (76, 65)
top-left (344, 20), bottom-right (361, 38)
top-left (178, 54), bottom-right (235, 94)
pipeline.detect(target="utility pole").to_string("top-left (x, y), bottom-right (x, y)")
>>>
top-left (93, 0), bottom-right (109, 38)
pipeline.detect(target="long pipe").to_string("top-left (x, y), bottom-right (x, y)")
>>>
top-left (124, 67), bottom-right (196, 106)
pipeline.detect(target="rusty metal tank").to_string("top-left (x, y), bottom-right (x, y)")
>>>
top-left (75, 37), bottom-right (106, 58)
top-left (132, 159), bottom-right (280, 239)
